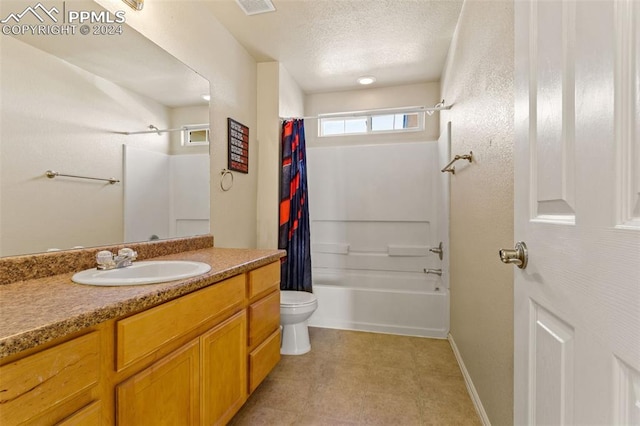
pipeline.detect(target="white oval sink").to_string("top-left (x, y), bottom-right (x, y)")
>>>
top-left (72, 260), bottom-right (211, 286)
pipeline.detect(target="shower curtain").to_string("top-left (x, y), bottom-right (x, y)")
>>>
top-left (278, 119), bottom-right (312, 293)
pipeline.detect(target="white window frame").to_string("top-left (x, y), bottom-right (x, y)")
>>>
top-left (318, 107), bottom-right (425, 138)
top-left (181, 124), bottom-right (209, 146)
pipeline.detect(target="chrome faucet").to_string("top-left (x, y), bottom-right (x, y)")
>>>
top-left (96, 248), bottom-right (137, 270)
top-left (424, 268), bottom-right (442, 276)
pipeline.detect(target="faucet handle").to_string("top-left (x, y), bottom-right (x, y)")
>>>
top-left (118, 248), bottom-right (137, 259)
top-left (96, 250), bottom-right (115, 269)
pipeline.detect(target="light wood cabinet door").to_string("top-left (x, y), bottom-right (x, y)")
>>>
top-left (200, 310), bottom-right (247, 426)
top-left (116, 339), bottom-right (200, 426)
top-left (0, 332), bottom-right (100, 426)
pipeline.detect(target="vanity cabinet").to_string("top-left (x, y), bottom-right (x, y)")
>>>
top-left (0, 331), bottom-right (101, 425)
top-left (117, 311), bottom-right (247, 426)
top-left (115, 275), bottom-right (248, 426)
top-left (115, 275), bottom-right (245, 372)
top-left (247, 262), bottom-right (281, 394)
top-left (0, 259), bottom-right (281, 426)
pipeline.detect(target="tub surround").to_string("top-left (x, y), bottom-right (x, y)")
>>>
top-left (0, 237), bottom-right (284, 359)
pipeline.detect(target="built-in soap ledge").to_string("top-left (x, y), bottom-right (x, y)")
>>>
top-left (387, 245), bottom-right (430, 257)
top-left (0, 235), bottom-right (214, 285)
top-left (312, 243), bottom-right (432, 257)
top-left (312, 243), bottom-right (350, 255)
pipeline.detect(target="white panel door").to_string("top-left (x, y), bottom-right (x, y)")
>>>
top-left (514, 1), bottom-right (640, 425)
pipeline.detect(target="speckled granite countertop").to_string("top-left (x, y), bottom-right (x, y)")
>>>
top-left (0, 247), bottom-right (284, 359)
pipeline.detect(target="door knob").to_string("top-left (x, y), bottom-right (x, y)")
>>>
top-left (499, 241), bottom-right (528, 269)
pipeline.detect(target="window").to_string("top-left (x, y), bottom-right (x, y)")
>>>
top-left (318, 110), bottom-right (423, 137)
top-left (320, 116), bottom-right (368, 136)
top-left (181, 124), bottom-right (209, 146)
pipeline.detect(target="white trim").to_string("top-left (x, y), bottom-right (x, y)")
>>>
top-left (448, 333), bottom-right (492, 426)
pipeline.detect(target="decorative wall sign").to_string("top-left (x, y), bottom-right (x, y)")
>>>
top-left (227, 118), bottom-right (249, 174)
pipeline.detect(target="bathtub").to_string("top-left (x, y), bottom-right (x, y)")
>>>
top-left (308, 268), bottom-right (449, 338)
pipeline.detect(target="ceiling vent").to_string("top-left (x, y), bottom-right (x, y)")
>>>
top-left (234, 0), bottom-right (276, 16)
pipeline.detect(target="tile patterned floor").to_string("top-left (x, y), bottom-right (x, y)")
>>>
top-left (229, 327), bottom-right (482, 426)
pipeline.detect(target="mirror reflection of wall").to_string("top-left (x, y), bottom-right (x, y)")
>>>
top-left (0, 1), bottom-right (210, 257)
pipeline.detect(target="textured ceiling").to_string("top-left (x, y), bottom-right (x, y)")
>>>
top-left (207, 0), bottom-right (464, 93)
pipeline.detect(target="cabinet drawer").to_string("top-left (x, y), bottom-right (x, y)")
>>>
top-left (57, 401), bottom-right (102, 425)
top-left (248, 329), bottom-right (281, 394)
top-left (248, 290), bottom-right (280, 349)
top-left (0, 332), bottom-right (100, 425)
top-left (248, 261), bottom-right (280, 300)
top-left (117, 274), bottom-right (245, 370)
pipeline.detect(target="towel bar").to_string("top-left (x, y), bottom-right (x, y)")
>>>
top-left (441, 151), bottom-right (473, 174)
top-left (45, 170), bottom-right (119, 185)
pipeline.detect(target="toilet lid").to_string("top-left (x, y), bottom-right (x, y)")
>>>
top-left (281, 290), bottom-right (317, 306)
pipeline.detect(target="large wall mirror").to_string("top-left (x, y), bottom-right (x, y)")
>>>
top-left (0, 0), bottom-right (211, 257)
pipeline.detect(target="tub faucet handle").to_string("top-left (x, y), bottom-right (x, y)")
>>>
top-left (429, 242), bottom-right (444, 260)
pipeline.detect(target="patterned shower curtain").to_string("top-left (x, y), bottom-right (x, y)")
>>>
top-left (278, 119), bottom-right (312, 293)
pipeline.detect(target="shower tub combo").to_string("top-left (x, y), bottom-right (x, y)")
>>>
top-left (306, 142), bottom-right (448, 338)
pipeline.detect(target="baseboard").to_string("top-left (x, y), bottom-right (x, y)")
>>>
top-left (448, 333), bottom-right (491, 426)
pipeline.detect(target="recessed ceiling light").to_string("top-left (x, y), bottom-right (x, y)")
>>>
top-left (357, 76), bottom-right (376, 85)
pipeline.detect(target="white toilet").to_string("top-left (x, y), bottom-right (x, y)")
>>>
top-left (280, 290), bottom-right (318, 355)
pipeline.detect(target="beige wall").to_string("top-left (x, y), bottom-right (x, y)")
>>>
top-left (255, 62), bottom-right (305, 249)
top-left (98, 0), bottom-right (258, 248)
top-left (278, 64), bottom-right (305, 119)
top-left (440, 1), bottom-right (514, 425)
top-left (256, 62), bottom-right (280, 249)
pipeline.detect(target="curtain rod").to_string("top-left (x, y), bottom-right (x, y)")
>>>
top-left (279, 101), bottom-right (452, 121)
top-left (121, 124), bottom-right (210, 135)
top-left (123, 127), bottom-right (185, 135)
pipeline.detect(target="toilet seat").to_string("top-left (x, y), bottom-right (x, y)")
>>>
top-left (280, 290), bottom-right (317, 307)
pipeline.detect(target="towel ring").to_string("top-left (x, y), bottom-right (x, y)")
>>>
top-left (220, 169), bottom-right (234, 192)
